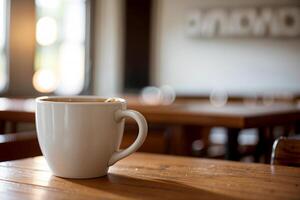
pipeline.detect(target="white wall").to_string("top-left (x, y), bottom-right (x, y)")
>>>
top-left (93, 0), bottom-right (123, 97)
top-left (153, 0), bottom-right (300, 96)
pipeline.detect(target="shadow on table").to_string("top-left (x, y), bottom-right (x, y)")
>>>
top-left (68, 173), bottom-right (239, 200)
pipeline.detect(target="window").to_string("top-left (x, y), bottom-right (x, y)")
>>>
top-left (0, 0), bottom-right (8, 92)
top-left (33, 0), bottom-right (90, 95)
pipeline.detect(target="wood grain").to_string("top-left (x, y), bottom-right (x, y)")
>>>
top-left (0, 153), bottom-right (300, 200)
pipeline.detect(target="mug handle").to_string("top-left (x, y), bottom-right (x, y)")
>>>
top-left (108, 109), bottom-right (148, 166)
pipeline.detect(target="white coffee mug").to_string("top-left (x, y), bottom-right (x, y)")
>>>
top-left (35, 96), bottom-right (147, 178)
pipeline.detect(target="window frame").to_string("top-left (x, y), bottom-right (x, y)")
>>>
top-left (80, 0), bottom-right (93, 95)
top-left (0, 0), bottom-right (10, 94)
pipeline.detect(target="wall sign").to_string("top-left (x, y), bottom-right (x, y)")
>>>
top-left (186, 6), bottom-right (300, 37)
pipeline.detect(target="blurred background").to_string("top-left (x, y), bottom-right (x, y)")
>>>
top-left (0, 0), bottom-right (300, 163)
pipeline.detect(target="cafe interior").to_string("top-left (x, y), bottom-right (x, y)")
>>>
top-left (0, 0), bottom-right (300, 199)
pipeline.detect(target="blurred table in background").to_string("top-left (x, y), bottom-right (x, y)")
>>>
top-left (1, 97), bottom-right (300, 161)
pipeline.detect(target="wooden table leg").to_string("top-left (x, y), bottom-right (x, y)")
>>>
top-left (0, 121), bottom-right (5, 134)
top-left (255, 127), bottom-right (274, 163)
top-left (294, 121), bottom-right (300, 135)
top-left (254, 128), bottom-right (265, 162)
top-left (199, 127), bottom-right (210, 156)
top-left (182, 125), bottom-right (201, 156)
top-left (165, 125), bottom-right (186, 155)
top-left (165, 125), bottom-right (211, 156)
top-left (264, 127), bottom-right (274, 163)
top-left (226, 128), bottom-right (240, 161)
top-left (183, 126), bottom-right (211, 156)
top-left (164, 127), bottom-right (173, 154)
top-left (10, 122), bottom-right (18, 133)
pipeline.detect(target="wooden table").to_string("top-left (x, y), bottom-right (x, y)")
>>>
top-left (2, 98), bottom-right (300, 127)
top-left (130, 101), bottom-right (300, 160)
top-left (1, 98), bottom-right (300, 160)
top-left (0, 153), bottom-right (300, 200)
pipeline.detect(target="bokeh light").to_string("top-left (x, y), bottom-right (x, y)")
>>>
top-left (140, 85), bottom-right (176, 105)
top-left (0, 98), bottom-right (10, 111)
top-left (36, 17), bottom-right (58, 46)
top-left (262, 93), bottom-right (275, 106)
top-left (33, 69), bottom-right (58, 93)
top-left (209, 88), bottom-right (228, 107)
top-left (140, 86), bottom-right (162, 105)
top-left (160, 85), bottom-right (176, 105)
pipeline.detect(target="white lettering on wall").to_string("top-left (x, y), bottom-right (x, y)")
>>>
top-left (186, 7), bottom-right (300, 37)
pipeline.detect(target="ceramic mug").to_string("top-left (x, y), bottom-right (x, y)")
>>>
top-left (35, 96), bottom-right (147, 178)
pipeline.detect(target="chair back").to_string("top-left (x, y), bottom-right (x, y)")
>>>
top-left (271, 136), bottom-right (300, 167)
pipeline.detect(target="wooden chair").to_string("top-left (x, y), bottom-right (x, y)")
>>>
top-left (0, 131), bottom-right (42, 162)
top-left (271, 135), bottom-right (300, 167)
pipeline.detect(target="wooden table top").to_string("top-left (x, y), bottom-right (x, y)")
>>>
top-left (1, 97), bottom-right (300, 128)
top-left (0, 153), bottom-right (299, 200)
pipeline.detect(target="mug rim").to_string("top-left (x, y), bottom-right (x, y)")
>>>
top-left (36, 96), bottom-right (126, 105)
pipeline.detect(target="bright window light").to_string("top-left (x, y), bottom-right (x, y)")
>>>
top-left (0, 0), bottom-right (5, 49)
top-left (0, 0), bottom-right (8, 92)
top-left (35, 0), bottom-right (59, 9)
top-left (34, 0), bottom-right (87, 95)
top-left (56, 43), bottom-right (85, 95)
